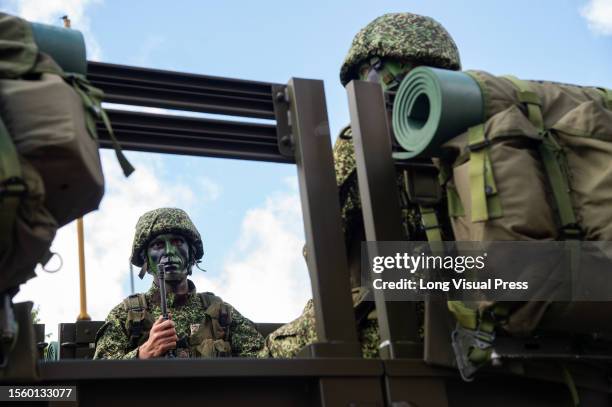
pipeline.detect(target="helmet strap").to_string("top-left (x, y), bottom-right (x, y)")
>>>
top-left (138, 262), bottom-right (148, 279)
top-left (194, 260), bottom-right (207, 272)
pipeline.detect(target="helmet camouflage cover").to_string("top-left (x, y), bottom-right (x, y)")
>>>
top-left (130, 208), bottom-right (203, 267)
top-left (339, 12), bottom-right (461, 86)
top-left (334, 126), bottom-right (362, 241)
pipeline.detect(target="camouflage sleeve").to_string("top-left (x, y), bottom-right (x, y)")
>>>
top-left (259, 299), bottom-right (317, 358)
top-left (358, 316), bottom-right (381, 359)
top-left (228, 307), bottom-right (265, 357)
top-left (93, 303), bottom-right (138, 359)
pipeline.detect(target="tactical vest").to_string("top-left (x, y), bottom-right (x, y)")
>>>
top-left (123, 291), bottom-right (233, 358)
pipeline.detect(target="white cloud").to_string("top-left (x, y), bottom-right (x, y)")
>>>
top-left (5, 0), bottom-right (103, 60)
top-left (191, 177), bottom-right (311, 323)
top-left (14, 150), bottom-right (195, 341)
top-left (133, 35), bottom-right (166, 66)
top-left (198, 177), bottom-right (222, 202)
top-left (581, 0), bottom-right (612, 35)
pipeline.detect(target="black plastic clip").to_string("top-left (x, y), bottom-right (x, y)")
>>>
top-left (451, 324), bottom-right (495, 382)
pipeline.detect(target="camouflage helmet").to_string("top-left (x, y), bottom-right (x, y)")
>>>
top-left (130, 208), bottom-right (203, 267)
top-left (339, 13), bottom-right (461, 86)
top-left (333, 127), bottom-right (363, 244)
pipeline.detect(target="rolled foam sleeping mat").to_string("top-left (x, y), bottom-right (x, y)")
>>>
top-left (45, 341), bottom-right (59, 361)
top-left (392, 66), bottom-right (484, 159)
top-left (30, 21), bottom-right (87, 75)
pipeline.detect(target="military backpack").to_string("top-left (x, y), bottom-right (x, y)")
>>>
top-left (413, 71), bottom-right (612, 381)
top-left (0, 12), bottom-right (133, 294)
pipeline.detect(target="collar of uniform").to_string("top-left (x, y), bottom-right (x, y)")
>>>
top-left (145, 279), bottom-right (198, 308)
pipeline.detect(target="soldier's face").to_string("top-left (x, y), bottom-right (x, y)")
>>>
top-left (147, 233), bottom-right (191, 281)
top-left (358, 58), bottom-right (415, 91)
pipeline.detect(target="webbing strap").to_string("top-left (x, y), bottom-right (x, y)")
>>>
top-left (446, 185), bottom-right (465, 217)
top-left (0, 118), bottom-right (24, 254)
top-left (484, 152), bottom-right (503, 218)
top-left (125, 294), bottom-right (146, 311)
top-left (65, 74), bottom-right (135, 177)
top-left (504, 75), bottom-right (544, 129)
top-left (419, 205), bottom-right (442, 242)
top-left (561, 365), bottom-right (580, 407)
top-left (447, 301), bottom-right (506, 335)
top-left (99, 108), bottom-right (135, 177)
top-left (124, 293), bottom-right (147, 347)
top-left (504, 75), bottom-right (581, 239)
top-left (539, 137), bottom-right (580, 236)
top-left (439, 164), bottom-right (465, 218)
top-left (468, 124), bottom-right (489, 222)
top-left (448, 301), bottom-right (478, 330)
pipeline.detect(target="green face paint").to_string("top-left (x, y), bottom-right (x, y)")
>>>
top-left (358, 58), bottom-right (414, 91)
top-left (147, 233), bottom-right (191, 281)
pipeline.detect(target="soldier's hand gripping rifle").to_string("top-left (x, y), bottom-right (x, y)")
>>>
top-left (157, 256), bottom-right (176, 358)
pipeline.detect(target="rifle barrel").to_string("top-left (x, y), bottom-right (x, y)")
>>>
top-left (157, 260), bottom-right (175, 358)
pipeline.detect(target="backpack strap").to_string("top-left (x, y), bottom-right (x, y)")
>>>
top-left (419, 205), bottom-right (442, 242)
top-left (438, 163), bottom-right (465, 218)
top-left (123, 293), bottom-right (148, 347)
top-left (466, 124), bottom-right (503, 222)
top-left (0, 117), bottom-right (25, 262)
top-left (63, 73), bottom-right (134, 177)
top-left (198, 292), bottom-right (232, 338)
top-left (504, 75), bottom-right (582, 240)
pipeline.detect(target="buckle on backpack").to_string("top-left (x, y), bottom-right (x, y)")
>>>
top-left (451, 324), bottom-right (495, 382)
top-left (0, 177), bottom-right (26, 198)
top-left (398, 163), bottom-right (441, 206)
top-left (467, 138), bottom-right (491, 152)
top-left (560, 224), bottom-right (583, 240)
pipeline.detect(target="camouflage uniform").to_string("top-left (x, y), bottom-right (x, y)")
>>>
top-left (258, 288), bottom-right (380, 358)
top-left (262, 13), bottom-right (461, 358)
top-left (94, 280), bottom-right (264, 359)
top-left (335, 127), bottom-right (425, 244)
top-left (94, 208), bottom-right (264, 359)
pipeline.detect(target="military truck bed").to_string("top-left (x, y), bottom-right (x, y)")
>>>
top-left (0, 358), bottom-right (599, 406)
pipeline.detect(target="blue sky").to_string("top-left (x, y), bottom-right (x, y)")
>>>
top-left (84, 0), bottom-right (611, 131)
top-left (5, 0), bottom-right (611, 338)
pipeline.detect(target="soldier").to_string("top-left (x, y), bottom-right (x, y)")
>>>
top-left (259, 12), bottom-right (461, 358)
top-left (94, 208), bottom-right (264, 359)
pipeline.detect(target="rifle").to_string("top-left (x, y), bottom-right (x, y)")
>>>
top-left (157, 256), bottom-right (176, 358)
